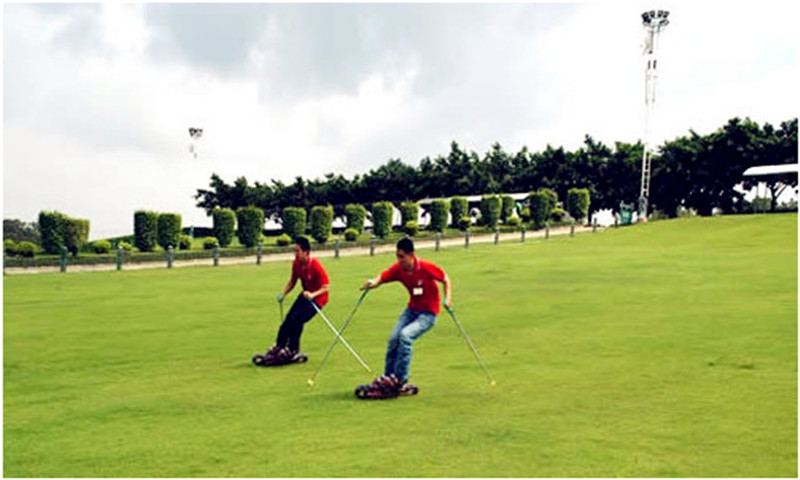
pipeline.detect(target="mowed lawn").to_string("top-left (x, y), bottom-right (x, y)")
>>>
top-left (3, 214), bottom-right (796, 477)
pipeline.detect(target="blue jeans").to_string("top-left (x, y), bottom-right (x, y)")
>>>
top-left (384, 308), bottom-right (437, 382)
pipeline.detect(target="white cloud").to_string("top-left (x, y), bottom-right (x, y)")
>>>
top-left (3, 2), bottom-right (797, 239)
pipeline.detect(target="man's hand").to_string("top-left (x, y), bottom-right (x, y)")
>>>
top-left (360, 279), bottom-right (376, 291)
top-left (302, 291), bottom-right (312, 299)
top-left (276, 293), bottom-right (285, 303)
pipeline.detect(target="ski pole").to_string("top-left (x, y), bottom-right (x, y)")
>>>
top-left (444, 304), bottom-right (496, 386)
top-left (306, 297), bottom-right (372, 374)
top-left (307, 289), bottom-right (370, 386)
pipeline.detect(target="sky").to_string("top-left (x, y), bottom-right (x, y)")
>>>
top-left (3, 1), bottom-right (798, 239)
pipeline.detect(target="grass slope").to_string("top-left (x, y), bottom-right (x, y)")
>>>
top-left (3, 214), bottom-right (797, 477)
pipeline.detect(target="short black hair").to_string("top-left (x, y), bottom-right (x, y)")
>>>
top-left (294, 236), bottom-right (311, 252)
top-left (396, 237), bottom-right (414, 254)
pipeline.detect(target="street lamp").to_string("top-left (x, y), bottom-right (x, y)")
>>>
top-left (638, 9), bottom-right (669, 221)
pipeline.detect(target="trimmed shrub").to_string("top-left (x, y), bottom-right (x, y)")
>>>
top-left (371, 202), bottom-right (393, 238)
top-left (91, 240), bottom-right (111, 254)
top-left (212, 208), bottom-right (236, 247)
top-left (64, 217), bottom-right (90, 257)
top-left (345, 204), bottom-right (367, 234)
top-left (275, 233), bottom-right (292, 246)
top-left (429, 200), bottom-right (449, 232)
top-left (179, 235), bottom-right (192, 250)
top-left (310, 205), bottom-right (334, 244)
top-left (458, 216), bottom-right (471, 231)
top-left (236, 206), bottom-right (264, 248)
top-left (567, 188), bottom-right (591, 223)
top-left (17, 241), bottom-right (37, 258)
top-left (4, 239), bottom-right (17, 256)
top-left (539, 188), bottom-right (558, 214)
top-left (520, 207), bottom-right (531, 222)
top-left (528, 191), bottom-right (550, 229)
top-left (403, 220), bottom-right (419, 237)
top-left (507, 216), bottom-right (521, 227)
top-left (344, 228), bottom-right (359, 242)
top-left (203, 237), bottom-right (219, 250)
top-left (282, 207), bottom-right (307, 239)
top-left (550, 207), bottom-right (567, 222)
top-left (134, 210), bottom-right (158, 252)
top-left (157, 213), bottom-right (182, 250)
top-left (450, 197), bottom-right (468, 228)
top-left (501, 195), bottom-right (515, 223)
top-left (479, 195), bottom-right (501, 228)
top-left (118, 241), bottom-right (135, 254)
top-left (399, 202), bottom-right (419, 226)
top-left (38, 211), bottom-right (67, 254)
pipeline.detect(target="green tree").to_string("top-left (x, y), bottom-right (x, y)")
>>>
top-left (212, 208), bottom-right (236, 247)
top-left (236, 206), bottom-right (264, 248)
top-left (309, 205), bottom-right (334, 244)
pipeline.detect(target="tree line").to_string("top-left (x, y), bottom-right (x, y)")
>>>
top-left (194, 117), bottom-right (797, 219)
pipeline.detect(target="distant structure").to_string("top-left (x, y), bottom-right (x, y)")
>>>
top-left (188, 127), bottom-right (203, 159)
top-left (638, 9), bottom-right (669, 221)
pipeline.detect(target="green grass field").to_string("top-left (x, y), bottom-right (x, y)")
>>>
top-left (3, 214), bottom-right (797, 477)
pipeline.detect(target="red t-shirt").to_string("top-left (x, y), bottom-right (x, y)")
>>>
top-left (380, 257), bottom-right (446, 314)
top-left (291, 257), bottom-right (329, 307)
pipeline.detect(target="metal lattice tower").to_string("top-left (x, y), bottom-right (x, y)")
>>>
top-left (638, 9), bottom-right (669, 220)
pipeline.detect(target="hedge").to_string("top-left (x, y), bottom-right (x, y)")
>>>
top-left (237, 206), bottom-right (265, 248)
top-left (275, 233), bottom-right (292, 246)
top-left (450, 197), bottom-right (468, 228)
top-left (528, 192), bottom-right (550, 229)
top-left (157, 213), bottom-right (182, 250)
top-left (399, 202), bottom-right (419, 227)
top-left (371, 202), bottom-right (393, 238)
top-left (282, 207), bottom-right (307, 239)
top-left (539, 188), bottom-right (558, 214)
top-left (479, 195), bottom-right (501, 228)
top-left (64, 217), bottom-right (90, 257)
top-left (17, 241), bottom-right (37, 258)
top-left (345, 204), bottom-right (367, 234)
top-left (310, 205), bottom-right (334, 244)
top-left (501, 195), bottom-right (515, 223)
top-left (212, 208), bottom-right (236, 247)
top-left (38, 211), bottom-right (68, 254)
top-left (134, 211), bottom-right (159, 252)
top-left (567, 188), bottom-right (591, 223)
top-left (429, 200), bottom-right (449, 232)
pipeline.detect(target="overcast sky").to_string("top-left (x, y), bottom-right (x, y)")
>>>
top-left (3, 2), bottom-right (797, 239)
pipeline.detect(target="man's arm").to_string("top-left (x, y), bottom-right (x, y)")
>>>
top-left (442, 273), bottom-right (453, 309)
top-left (361, 276), bottom-right (383, 291)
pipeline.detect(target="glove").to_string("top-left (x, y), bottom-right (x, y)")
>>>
top-left (276, 293), bottom-right (284, 302)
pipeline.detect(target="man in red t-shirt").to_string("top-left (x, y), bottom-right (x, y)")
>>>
top-left (358, 238), bottom-right (452, 396)
top-left (254, 236), bottom-right (329, 366)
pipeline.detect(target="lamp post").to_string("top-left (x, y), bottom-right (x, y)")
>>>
top-left (638, 9), bottom-right (669, 222)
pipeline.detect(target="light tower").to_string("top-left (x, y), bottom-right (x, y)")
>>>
top-left (638, 9), bottom-right (669, 221)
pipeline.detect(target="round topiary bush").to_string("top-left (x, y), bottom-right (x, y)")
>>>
top-left (403, 220), bottom-right (419, 237)
top-left (92, 240), bottom-right (111, 254)
top-left (117, 241), bottom-right (135, 254)
top-left (17, 241), bottom-right (37, 258)
top-left (550, 207), bottom-right (567, 222)
top-left (458, 216), bottom-right (471, 231)
top-left (203, 237), bottom-right (219, 250)
top-left (179, 235), bottom-right (192, 250)
top-left (344, 228), bottom-right (359, 242)
top-left (275, 233), bottom-right (292, 246)
top-left (4, 239), bottom-right (18, 256)
top-left (506, 216), bottom-right (521, 227)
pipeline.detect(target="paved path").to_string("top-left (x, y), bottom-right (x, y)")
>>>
top-left (3, 225), bottom-right (598, 275)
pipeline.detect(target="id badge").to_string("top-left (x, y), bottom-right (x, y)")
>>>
top-left (412, 287), bottom-right (423, 296)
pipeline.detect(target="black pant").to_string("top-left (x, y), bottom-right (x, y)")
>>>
top-left (275, 295), bottom-right (319, 351)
